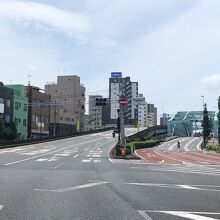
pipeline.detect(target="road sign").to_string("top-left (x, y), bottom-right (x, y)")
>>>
top-left (119, 98), bottom-right (128, 106)
top-left (111, 72), bottom-right (122, 78)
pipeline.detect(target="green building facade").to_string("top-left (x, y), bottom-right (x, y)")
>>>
top-left (6, 85), bottom-right (28, 140)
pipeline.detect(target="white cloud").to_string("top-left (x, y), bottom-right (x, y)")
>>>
top-left (201, 74), bottom-right (220, 87)
top-left (0, 0), bottom-right (90, 37)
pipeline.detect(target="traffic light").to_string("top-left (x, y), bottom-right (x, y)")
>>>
top-left (95, 98), bottom-right (107, 106)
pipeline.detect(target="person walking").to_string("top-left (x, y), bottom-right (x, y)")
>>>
top-left (177, 141), bottom-right (180, 150)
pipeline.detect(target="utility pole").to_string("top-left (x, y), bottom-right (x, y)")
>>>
top-left (53, 100), bottom-right (56, 136)
top-left (40, 103), bottom-right (42, 139)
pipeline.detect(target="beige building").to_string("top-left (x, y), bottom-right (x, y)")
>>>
top-left (89, 95), bottom-right (103, 129)
top-left (45, 75), bottom-right (85, 135)
top-left (26, 86), bottom-right (50, 139)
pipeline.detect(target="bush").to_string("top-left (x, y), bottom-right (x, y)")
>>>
top-left (207, 145), bottom-right (220, 153)
top-left (126, 139), bottom-right (160, 150)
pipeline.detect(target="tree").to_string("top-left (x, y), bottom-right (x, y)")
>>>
top-left (0, 120), bottom-right (4, 138)
top-left (203, 104), bottom-right (213, 146)
top-left (218, 96), bottom-right (220, 144)
top-left (3, 122), bottom-right (17, 140)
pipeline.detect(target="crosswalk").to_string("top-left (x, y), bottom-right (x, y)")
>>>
top-left (82, 147), bottom-right (102, 163)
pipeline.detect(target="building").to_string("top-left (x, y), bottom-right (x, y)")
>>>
top-left (84, 115), bottom-right (96, 131)
top-left (109, 73), bottom-right (138, 125)
top-left (160, 113), bottom-right (169, 126)
top-left (89, 95), bottom-right (103, 129)
top-left (26, 85), bottom-right (50, 139)
top-left (45, 75), bottom-right (86, 135)
top-left (6, 85), bottom-right (28, 140)
top-left (147, 104), bottom-right (157, 127)
top-left (0, 84), bottom-right (13, 125)
top-left (133, 94), bottom-right (148, 128)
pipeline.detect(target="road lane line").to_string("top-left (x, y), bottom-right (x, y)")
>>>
top-left (35, 182), bottom-right (108, 193)
top-left (0, 205), bottom-right (3, 210)
top-left (197, 139), bottom-right (203, 150)
top-left (139, 211), bottom-right (220, 220)
top-left (84, 148), bottom-right (89, 152)
top-left (53, 162), bottom-right (64, 169)
top-left (4, 138), bottom-right (104, 166)
top-left (73, 154), bottom-right (79, 159)
top-left (138, 211), bottom-right (153, 220)
top-left (177, 185), bottom-right (199, 190)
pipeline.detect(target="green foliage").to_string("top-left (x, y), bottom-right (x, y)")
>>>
top-left (203, 104), bottom-right (213, 146)
top-left (0, 81), bottom-right (3, 87)
top-left (0, 120), bottom-right (4, 137)
top-left (126, 139), bottom-right (160, 150)
top-left (218, 96), bottom-right (220, 144)
top-left (207, 145), bottom-right (220, 153)
top-left (3, 122), bottom-right (17, 140)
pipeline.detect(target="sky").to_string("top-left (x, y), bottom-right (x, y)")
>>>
top-left (1, 0), bottom-right (220, 116)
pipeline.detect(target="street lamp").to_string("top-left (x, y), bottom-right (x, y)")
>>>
top-left (201, 95), bottom-right (204, 108)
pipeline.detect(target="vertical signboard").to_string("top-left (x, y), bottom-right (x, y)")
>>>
top-left (0, 103), bottom-right (4, 114)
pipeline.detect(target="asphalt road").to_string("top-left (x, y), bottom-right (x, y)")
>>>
top-left (0, 131), bottom-right (220, 220)
top-left (137, 137), bottom-right (220, 165)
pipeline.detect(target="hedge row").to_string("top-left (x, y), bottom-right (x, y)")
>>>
top-left (126, 139), bottom-right (160, 150)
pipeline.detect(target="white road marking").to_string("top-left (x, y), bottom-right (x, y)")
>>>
top-left (138, 210), bottom-right (220, 220)
top-left (0, 205), bottom-right (3, 210)
top-left (82, 159), bottom-right (92, 163)
top-left (43, 178), bottom-right (56, 180)
top-left (84, 148), bottom-right (89, 152)
top-left (93, 159), bottom-right (101, 163)
top-left (138, 211), bottom-right (153, 220)
top-left (124, 182), bottom-right (220, 192)
top-left (178, 185), bottom-right (200, 190)
top-left (53, 162), bottom-right (64, 169)
top-left (197, 139), bottom-right (203, 150)
top-left (4, 138), bottom-right (104, 166)
top-left (73, 154), bottom-right (79, 159)
top-left (35, 182), bottom-right (108, 193)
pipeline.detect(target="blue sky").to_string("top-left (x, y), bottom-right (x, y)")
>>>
top-left (1, 0), bottom-right (220, 115)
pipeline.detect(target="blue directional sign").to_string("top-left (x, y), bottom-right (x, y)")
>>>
top-left (111, 72), bottom-right (122, 78)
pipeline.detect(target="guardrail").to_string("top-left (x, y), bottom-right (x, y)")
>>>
top-left (0, 127), bottom-right (114, 149)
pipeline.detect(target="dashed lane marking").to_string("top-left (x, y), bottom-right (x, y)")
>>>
top-left (138, 210), bottom-right (220, 220)
top-left (53, 162), bottom-right (64, 170)
top-left (73, 154), bottom-right (79, 159)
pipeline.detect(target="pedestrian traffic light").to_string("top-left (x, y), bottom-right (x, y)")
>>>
top-left (95, 98), bottom-right (107, 106)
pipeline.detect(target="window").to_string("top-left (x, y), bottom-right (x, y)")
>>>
top-left (0, 98), bottom-right (3, 104)
top-left (19, 103), bottom-right (21, 108)
top-left (15, 102), bottom-right (19, 110)
top-left (60, 117), bottom-right (63, 121)
top-left (32, 114), bottom-right (36, 122)
top-left (6, 115), bottom-right (10, 123)
top-left (23, 119), bottom-right (27, 127)
top-left (24, 104), bottom-right (27, 112)
top-left (6, 99), bottom-right (10, 107)
top-left (19, 118), bottom-right (21, 123)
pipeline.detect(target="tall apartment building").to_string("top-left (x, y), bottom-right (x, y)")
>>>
top-left (89, 95), bottom-right (103, 129)
top-left (45, 75), bottom-right (86, 135)
top-left (109, 74), bottom-right (138, 125)
top-left (147, 103), bottom-right (157, 127)
top-left (134, 94), bottom-right (148, 128)
top-left (26, 86), bottom-right (50, 139)
top-left (6, 85), bottom-right (28, 140)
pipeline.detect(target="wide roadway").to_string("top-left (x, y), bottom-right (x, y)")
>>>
top-left (0, 130), bottom-right (220, 220)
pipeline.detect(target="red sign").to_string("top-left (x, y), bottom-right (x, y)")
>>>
top-left (119, 98), bottom-right (128, 106)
